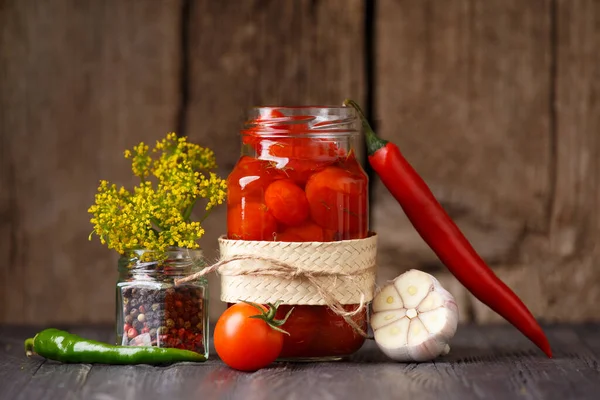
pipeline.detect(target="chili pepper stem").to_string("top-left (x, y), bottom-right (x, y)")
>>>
top-left (25, 337), bottom-right (35, 358)
top-left (343, 99), bottom-right (387, 155)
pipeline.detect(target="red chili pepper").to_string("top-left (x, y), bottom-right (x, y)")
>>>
top-left (344, 99), bottom-right (552, 358)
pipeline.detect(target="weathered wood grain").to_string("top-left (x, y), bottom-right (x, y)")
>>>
top-left (0, 0), bottom-right (182, 324)
top-left (373, 0), bottom-right (552, 284)
top-left (183, 0), bottom-right (366, 320)
top-left (471, 0), bottom-right (600, 324)
top-left (1, 324), bottom-right (600, 400)
top-left (543, 0), bottom-right (600, 318)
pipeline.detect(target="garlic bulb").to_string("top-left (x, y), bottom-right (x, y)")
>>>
top-left (371, 269), bottom-right (459, 362)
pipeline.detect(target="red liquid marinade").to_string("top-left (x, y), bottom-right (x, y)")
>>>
top-left (227, 127), bottom-right (369, 359)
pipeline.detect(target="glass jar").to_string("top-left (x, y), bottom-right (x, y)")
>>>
top-left (226, 106), bottom-right (369, 360)
top-left (116, 248), bottom-right (209, 358)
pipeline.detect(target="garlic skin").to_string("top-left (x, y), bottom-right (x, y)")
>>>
top-left (371, 269), bottom-right (459, 362)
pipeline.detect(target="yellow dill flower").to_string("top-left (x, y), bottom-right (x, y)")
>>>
top-left (88, 132), bottom-right (227, 255)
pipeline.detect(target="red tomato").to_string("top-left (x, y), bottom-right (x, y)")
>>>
top-left (312, 305), bottom-right (367, 356)
top-left (268, 138), bottom-right (338, 160)
top-left (274, 231), bottom-right (304, 242)
top-left (280, 157), bottom-right (337, 187)
top-left (242, 110), bottom-right (287, 152)
top-left (279, 221), bottom-right (324, 242)
top-left (214, 303), bottom-right (284, 371)
top-left (264, 179), bottom-right (309, 226)
top-left (227, 202), bottom-right (278, 240)
top-left (323, 229), bottom-right (366, 241)
top-left (227, 157), bottom-right (284, 206)
top-left (275, 305), bottom-right (323, 358)
top-left (305, 166), bottom-right (368, 234)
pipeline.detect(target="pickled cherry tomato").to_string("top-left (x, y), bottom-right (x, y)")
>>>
top-left (281, 158), bottom-right (335, 187)
top-left (264, 179), bottom-right (309, 226)
top-left (275, 305), bottom-right (323, 358)
top-left (278, 221), bottom-right (324, 242)
top-left (274, 231), bottom-right (305, 242)
top-left (305, 166), bottom-right (368, 234)
top-left (227, 157), bottom-right (283, 206)
top-left (227, 202), bottom-right (277, 240)
top-left (323, 229), bottom-right (365, 242)
top-left (313, 306), bottom-right (367, 355)
top-left (269, 138), bottom-right (338, 160)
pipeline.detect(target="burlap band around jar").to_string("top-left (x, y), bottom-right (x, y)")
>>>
top-left (216, 233), bottom-right (378, 306)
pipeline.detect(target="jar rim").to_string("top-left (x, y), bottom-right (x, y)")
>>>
top-left (244, 106), bottom-right (359, 136)
top-left (118, 247), bottom-right (205, 271)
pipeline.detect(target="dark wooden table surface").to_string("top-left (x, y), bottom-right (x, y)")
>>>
top-left (1, 324), bottom-right (599, 400)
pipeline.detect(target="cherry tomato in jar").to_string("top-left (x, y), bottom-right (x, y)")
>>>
top-left (274, 231), bottom-right (305, 242)
top-left (277, 221), bottom-right (324, 242)
top-left (305, 166), bottom-right (368, 235)
top-left (264, 179), bottom-right (309, 226)
top-left (242, 110), bottom-right (287, 153)
top-left (275, 305), bottom-right (323, 358)
top-left (227, 156), bottom-right (284, 206)
top-left (214, 302), bottom-right (286, 371)
top-left (280, 158), bottom-right (335, 187)
top-left (312, 305), bottom-right (367, 356)
top-left (323, 229), bottom-right (366, 242)
top-left (228, 201), bottom-right (278, 240)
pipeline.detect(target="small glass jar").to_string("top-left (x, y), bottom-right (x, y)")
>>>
top-left (116, 248), bottom-right (208, 358)
top-left (227, 106), bottom-right (369, 360)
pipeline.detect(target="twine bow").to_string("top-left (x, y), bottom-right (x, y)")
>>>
top-left (176, 254), bottom-right (375, 337)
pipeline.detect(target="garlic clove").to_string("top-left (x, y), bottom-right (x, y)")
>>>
top-left (393, 269), bottom-right (433, 309)
top-left (370, 309), bottom-right (407, 330)
top-left (372, 283), bottom-right (404, 312)
top-left (417, 291), bottom-right (445, 312)
top-left (373, 317), bottom-right (411, 360)
top-left (407, 318), bottom-right (445, 362)
top-left (370, 269), bottom-right (459, 362)
top-left (419, 307), bottom-right (457, 339)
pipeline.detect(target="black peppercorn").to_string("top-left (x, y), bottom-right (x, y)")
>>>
top-left (130, 308), bottom-right (139, 317)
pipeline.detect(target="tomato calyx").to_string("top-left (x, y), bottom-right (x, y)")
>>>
top-left (242, 300), bottom-right (295, 336)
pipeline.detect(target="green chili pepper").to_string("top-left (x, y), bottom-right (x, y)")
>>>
top-left (24, 328), bottom-right (206, 364)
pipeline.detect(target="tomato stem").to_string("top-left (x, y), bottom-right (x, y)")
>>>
top-left (242, 300), bottom-right (294, 336)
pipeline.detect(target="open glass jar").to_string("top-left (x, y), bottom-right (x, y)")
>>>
top-left (226, 106), bottom-right (370, 360)
top-left (116, 248), bottom-right (208, 358)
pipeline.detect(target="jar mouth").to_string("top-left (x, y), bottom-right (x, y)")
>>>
top-left (244, 106), bottom-right (359, 137)
top-left (118, 247), bottom-right (205, 272)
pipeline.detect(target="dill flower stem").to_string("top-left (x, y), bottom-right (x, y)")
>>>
top-left (150, 217), bottom-right (165, 231)
top-left (199, 210), bottom-right (212, 223)
top-left (182, 199), bottom-right (197, 222)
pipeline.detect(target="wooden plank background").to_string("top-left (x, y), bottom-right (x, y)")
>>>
top-left (0, 0), bottom-right (598, 325)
